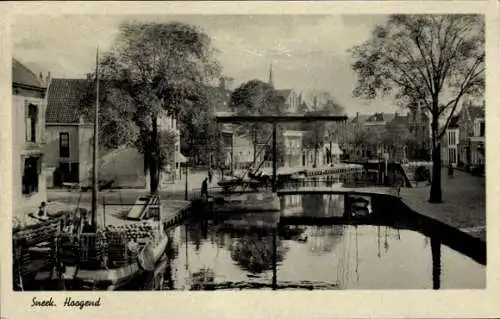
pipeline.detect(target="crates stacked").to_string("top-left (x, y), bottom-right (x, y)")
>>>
top-left (13, 220), bottom-right (60, 247)
top-left (57, 234), bottom-right (79, 266)
top-left (95, 230), bottom-right (108, 267)
top-left (105, 229), bottom-right (129, 268)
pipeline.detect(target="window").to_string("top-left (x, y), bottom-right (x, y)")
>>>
top-left (480, 121), bottom-right (485, 137)
top-left (59, 132), bottom-right (70, 158)
top-left (22, 156), bottom-right (39, 195)
top-left (26, 104), bottom-right (38, 142)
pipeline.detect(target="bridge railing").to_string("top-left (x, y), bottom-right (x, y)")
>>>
top-left (189, 174), bottom-right (392, 201)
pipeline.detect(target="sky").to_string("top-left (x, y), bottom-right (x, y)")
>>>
top-left (13, 14), bottom-right (397, 116)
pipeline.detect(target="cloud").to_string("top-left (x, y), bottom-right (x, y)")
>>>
top-left (12, 14), bottom-right (395, 115)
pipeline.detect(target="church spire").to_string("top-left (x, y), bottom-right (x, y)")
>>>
top-left (268, 63), bottom-right (274, 87)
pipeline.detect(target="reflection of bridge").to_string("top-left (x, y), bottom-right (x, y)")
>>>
top-left (276, 186), bottom-right (397, 197)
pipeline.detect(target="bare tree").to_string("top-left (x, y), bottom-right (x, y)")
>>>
top-left (350, 15), bottom-right (484, 202)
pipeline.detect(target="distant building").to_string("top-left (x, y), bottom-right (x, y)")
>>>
top-left (276, 89), bottom-right (300, 113)
top-left (343, 108), bottom-right (430, 162)
top-left (457, 100), bottom-right (485, 167)
top-left (282, 130), bottom-right (304, 167)
top-left (441, 115), bottom-right (460, 167)
top-left (12, 59), bottom-right (48, 214)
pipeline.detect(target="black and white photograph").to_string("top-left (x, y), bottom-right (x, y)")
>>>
top-left (8, 8), bottom-right (487, 295)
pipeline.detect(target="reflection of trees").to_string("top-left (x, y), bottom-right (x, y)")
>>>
top-left (230, 230), bottom-right (288, 274)
top-left (305, 226), bottom-right (345, 254)
top-left (190, 267), bottom-right (216, 290)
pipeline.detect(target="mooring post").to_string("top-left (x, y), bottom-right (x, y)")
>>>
top-left (272, 226), bottom-right (278, 290)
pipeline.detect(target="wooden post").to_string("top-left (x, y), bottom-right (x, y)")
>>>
top-left (91, 47), bottom-right (100, 232)
top-left (103, 196), bottom-right (106, 227)
top-left (272, 227), bottom-right (278, 290)
top-left (184, 163), bottom-right (189, 201)
top-left (272, 122), bottom-right (277, 193)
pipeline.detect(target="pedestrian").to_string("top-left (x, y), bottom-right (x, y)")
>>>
top-left (201, 177), bottom-right (209, 200)
top-left (448, 163), bottom-right (454, 178)
top-left (208, 167), bottom-right (213, 184)
top-left (38, 202), bottom-right (47, 219)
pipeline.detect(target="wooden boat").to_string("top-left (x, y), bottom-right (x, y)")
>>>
top-left (12, 210), bottom-right (70, 291)
top-left (51, 195), bottom-right (170, 290)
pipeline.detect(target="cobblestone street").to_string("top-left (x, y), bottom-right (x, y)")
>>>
top-left (400, 168), bottom-right (486, 241)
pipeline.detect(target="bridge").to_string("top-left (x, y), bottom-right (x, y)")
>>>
top-left (215, 113), bottom-right (348, 192)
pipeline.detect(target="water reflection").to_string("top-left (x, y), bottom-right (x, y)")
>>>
top-left (160, 220), bottom-right (484, 290)
top-left (132, 192), bottom-right (485, 290)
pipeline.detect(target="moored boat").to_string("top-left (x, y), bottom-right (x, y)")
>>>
top-left (51, 195), bottom-right (170, 290)
top-left (12, 210), bottom-right (71, 291)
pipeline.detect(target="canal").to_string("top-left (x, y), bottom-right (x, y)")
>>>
top-left (123, 191), bottom-right (485, 291)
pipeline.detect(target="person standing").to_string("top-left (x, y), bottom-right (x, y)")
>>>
top-left (208, 167), bottom-right (213, 184)
top-left (201, 177), bottom-right (209, 200)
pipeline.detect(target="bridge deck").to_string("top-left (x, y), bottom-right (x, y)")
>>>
top-left (276, 186), bottom-right (397, 197)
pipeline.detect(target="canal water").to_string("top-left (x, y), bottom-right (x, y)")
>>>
top-left (128, 193), bottom-right (485, 290)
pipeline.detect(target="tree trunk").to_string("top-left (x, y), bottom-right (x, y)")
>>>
top-left (429, 114), bottom-right (442, 203)
top-left (149, 116), bottom-right (159, 194)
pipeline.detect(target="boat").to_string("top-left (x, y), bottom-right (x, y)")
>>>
top-left (12, 209), bottom-right (73, 291)
top-left (53, 204), bottom-right (170, 290)
top-left (40, 49), bottom-right (169, 290)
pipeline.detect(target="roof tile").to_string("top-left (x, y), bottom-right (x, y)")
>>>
top-left (46, 79), bottom-right (90, 123)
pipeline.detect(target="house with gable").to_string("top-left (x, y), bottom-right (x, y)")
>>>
top-left (12, 59), bottom-right (49, 215)
top-left (343, 107), bottom-right (430, 162)
top-left (457, 100), bottom-right (485, 168)
top-left (44, 78), bottom-right (182, 190)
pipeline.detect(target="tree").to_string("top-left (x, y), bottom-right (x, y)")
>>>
top-left (86, 22), bottom-right (220, 193)
top-left (229, 79), bottom-right (287, 166)
top-left (350, 15), bottom-right (484, 202)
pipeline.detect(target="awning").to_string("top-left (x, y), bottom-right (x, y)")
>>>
top-left (176, 152), bottom-right (188, 163)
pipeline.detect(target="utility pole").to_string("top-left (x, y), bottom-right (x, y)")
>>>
top-left (91, 47), bottom-right (99, 232)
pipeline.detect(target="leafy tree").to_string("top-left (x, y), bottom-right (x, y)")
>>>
top-left (179, 97), bottom-right (225, 167)
top-left (350, 15), bottom-right (484, 202)
top-left (229, 79), bottom-right (287, 166)
top-left (84, 22), bottom-right (220, 193)
top-left (78, 79), bottom-right (138, 150)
